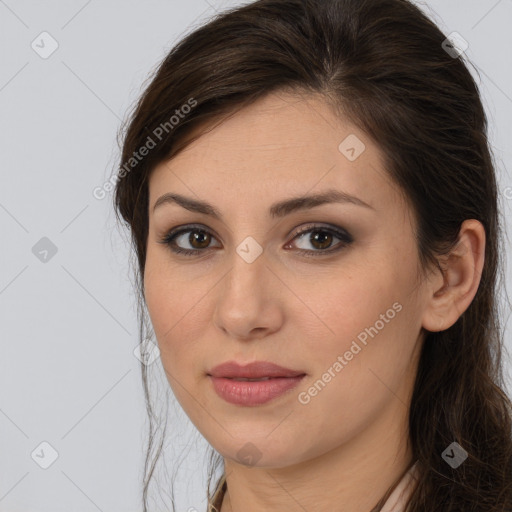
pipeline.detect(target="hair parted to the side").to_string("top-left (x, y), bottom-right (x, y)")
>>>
top-left (113, 0), bottom-right (512, 510)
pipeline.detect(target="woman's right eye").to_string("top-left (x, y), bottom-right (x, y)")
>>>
top-left (158, 225), bottom-right (221, 256)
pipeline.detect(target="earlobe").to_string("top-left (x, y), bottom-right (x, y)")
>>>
top-left (421, 219), bottom-right (486, 333)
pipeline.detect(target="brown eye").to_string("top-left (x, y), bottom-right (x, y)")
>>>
top-left (159, 225), bottom-right (221, 256)
top-left (307, 230), bottom-right (334, 250)
top-left (188, 230), bottom-right (211, 249)
top-left (286, 224), bottom-right (353, 256)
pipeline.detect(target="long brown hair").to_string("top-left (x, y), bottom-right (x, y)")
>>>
top-left (113, 0), bottom-right (512, 510)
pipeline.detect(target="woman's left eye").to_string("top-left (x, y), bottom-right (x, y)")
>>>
top-left (287, 224), bottom-right (353, 256)
top-left (158, 223), bottom-right (353, 257)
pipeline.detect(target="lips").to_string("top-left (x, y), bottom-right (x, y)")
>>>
top-left (208, 361), bottom-right (307, 406)
top-left (208, 360), bottom-right (306, 379)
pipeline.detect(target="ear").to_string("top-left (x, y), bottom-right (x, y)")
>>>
top-left (421, 219), bottom-right (486, 333)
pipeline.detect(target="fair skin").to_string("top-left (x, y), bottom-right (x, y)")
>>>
top-left (143, 91), bottom-right (485, 512)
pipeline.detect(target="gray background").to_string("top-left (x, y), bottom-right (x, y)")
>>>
top-left (1, 1), bottom-right (511, 511)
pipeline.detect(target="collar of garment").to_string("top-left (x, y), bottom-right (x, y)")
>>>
top-left (379, 460), bottom-right (420, 512)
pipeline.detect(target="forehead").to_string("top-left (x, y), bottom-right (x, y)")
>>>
top-left (148, 91), bottom-right (405, 216)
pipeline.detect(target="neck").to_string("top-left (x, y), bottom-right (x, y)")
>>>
top-left (219, 400), bottom-right (415, 512)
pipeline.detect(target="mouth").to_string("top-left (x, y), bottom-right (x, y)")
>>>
top-left (207, 361), bottom-right (306, 406)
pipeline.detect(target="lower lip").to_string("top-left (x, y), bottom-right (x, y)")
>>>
top-left (209, 375), bottom-right (305, 406)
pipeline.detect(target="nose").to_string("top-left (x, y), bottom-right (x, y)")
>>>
top-left (211, 247), bottom-right (284, 341)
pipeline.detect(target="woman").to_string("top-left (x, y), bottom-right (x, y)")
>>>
top-left (113, 0), bottom-right (512, 510)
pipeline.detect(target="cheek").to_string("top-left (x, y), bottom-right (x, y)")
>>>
top-left (298, 258), bottom-right (419, 389)
top-left (143, 266), bottom-right (212, 412)
top-left (143, 263), bottom-right (219, 384)
top-left (295, 298), bottom-right (417, 446)
top-left (304, 265), bottom-right (398, 343)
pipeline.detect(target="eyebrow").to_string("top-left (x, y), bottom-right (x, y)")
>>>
top-left (152, 189), bottom-right (374, 219)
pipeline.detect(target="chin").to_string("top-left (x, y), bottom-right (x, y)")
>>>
top-left (212, 436), bottom-right (307, 469)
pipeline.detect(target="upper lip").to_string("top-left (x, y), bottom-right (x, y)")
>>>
top-left (208, 361), bottom-right (306, 379)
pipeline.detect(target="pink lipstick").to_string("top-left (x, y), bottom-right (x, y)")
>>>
top-left (208, 361), bottom-right (306, 406)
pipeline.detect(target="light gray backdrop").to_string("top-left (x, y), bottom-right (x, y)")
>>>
top-left (1, 1), bottom-right (511, 511)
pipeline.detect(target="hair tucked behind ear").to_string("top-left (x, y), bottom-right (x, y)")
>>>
top-left (113, 0), bottom-right (512, 510)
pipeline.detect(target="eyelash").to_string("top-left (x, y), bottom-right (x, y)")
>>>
top-left (158, 223), bottom-right (353, 258)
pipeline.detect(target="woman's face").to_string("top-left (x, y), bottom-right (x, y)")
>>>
top-left (144, 91), bottom-right (431, 469)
